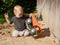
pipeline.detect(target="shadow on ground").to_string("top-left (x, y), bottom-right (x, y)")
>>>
top-left (39, 28), bottom-right (50, 38)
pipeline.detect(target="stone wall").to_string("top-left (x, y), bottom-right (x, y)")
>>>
top-left (37, 0), bottom-right (60, 42)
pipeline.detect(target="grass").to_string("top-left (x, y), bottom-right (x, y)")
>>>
top-left (0, 18), bottom-right (6, 23)
top-left (0, 14), bottom-right (6, 23)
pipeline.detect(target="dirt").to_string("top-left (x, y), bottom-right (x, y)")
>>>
top-left (0, 22), bottom-right (57, 45)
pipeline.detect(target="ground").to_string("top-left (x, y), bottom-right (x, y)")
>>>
top-left (0, 21), bottom-right (58, 45)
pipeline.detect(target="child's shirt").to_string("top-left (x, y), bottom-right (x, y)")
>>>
top-left (10, 15), bottom-right (28, 31)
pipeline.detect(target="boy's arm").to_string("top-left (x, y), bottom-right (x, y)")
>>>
top-left (4, 13), bottom-right (10, 24)
top-left (25, 13), bottom-right (32, 30)
top-left (25, 21), bottom-right (30, 30)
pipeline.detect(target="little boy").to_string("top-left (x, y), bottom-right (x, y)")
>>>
top-left (4, 5), bottom-right (30, 37)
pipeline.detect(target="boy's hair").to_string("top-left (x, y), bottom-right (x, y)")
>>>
top-left (13, 5), bottom-right (23, 11)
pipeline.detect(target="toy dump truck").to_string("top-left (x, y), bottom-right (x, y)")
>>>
top-left (26, 13), bottom-right (43, 38)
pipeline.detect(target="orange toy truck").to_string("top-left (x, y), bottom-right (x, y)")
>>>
top-left (26, 13), bottom-right (43, 38)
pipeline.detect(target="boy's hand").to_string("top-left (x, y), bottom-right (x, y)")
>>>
top-left (4, 13), bottom-right (9, 19)
top-left (29, 13), bottom-right (32, 18)
top-left (4, 13), bottom-right (10, 24)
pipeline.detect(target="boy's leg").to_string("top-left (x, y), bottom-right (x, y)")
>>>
top-left (24, 29), bottom-right (30, 36)
top-left (12, 30), bottom-right (19, 37)
top-left (19, 31), bottom-right (24, 36)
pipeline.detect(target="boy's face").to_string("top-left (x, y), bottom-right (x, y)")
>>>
top-left (14, 6), bottom-right (23, 18)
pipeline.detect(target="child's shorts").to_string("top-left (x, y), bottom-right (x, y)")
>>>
top-left (12, 29), bottom-right (29, 37)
